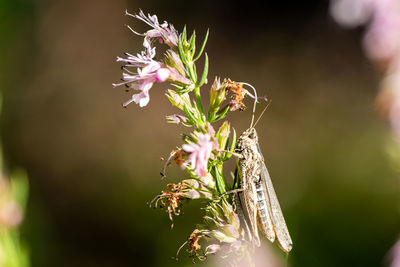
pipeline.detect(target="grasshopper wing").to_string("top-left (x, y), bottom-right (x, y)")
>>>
top-left (261, 162), bottom-right (293, 253)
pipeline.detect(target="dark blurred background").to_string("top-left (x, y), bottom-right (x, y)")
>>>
top-left (1, 0), bottom-right (399, 266)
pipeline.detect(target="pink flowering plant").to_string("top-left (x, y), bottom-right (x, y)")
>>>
top-left (330, 1), bottom-right (400, 265)
top-left (114, 10), bottom-right (265, 263)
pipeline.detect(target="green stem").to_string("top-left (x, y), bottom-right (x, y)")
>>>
top-left (194, 86), bottom-right (206, 122)
top-left (187, 62), bottom-right (196, 83)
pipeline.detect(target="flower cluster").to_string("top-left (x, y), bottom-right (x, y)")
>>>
top-left (330, 0), bottom-right (400, 139)
top-left (113, 10), bottom-right (190, 107)
top-left (115, 10), bottom-right (267, 263)
top-left (183, 199), bottom-right (251, 264)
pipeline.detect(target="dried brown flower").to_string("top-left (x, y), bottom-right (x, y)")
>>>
top-left (172, 149), bottom-right (186, 167)
top-left (226, 79), bottom-right (246, 111)
top-left (188, 229), bottom-right (206, 261)
top-left (150, 182), bottom-right (189, 228)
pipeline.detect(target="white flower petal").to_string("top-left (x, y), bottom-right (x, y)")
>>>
top-left (182, 144), bottom-right (195, 152)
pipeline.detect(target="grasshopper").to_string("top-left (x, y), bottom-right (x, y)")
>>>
top-left (232, 84), bottom-right (293, 253)
top-left (235, 127), bottom-right (292, 252)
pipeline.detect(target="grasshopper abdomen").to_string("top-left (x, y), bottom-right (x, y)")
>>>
top-left (254, 180), bottom-right (275, 242)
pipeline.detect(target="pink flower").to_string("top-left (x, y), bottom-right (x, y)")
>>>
top-left (363, 0), bottom-right (400, 63)
top-left (125, 10), bottom-right (179, 49)
top-left (113, 50), bottom-right (170, 107)
top-left (330, 0), bottom-right (374, 28)
top-left (330, 0), bottom-right (400, 64)
top-left (113, 10), bottom-right (179, 108)
top-left (390, 239), bottom-right (400, 267)
top-left (0, 200), bottom-right (23, 227)
top-left (182, 133), bottom-right (217, 177)
top-left (116, 46), bottom-right (156, 67)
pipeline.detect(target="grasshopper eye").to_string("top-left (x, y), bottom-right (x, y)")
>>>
top-left (235, 143), bottom-right (242, 151)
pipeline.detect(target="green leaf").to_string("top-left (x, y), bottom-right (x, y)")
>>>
top-left (192, 63), bottom-right (197, 82)
top-left (213, 105), bottom-right (230, 122)
top-left (194, 29), bottom-right (209, 61)
top-left (192, 97), bottom-right (199, 111)
top-left (189, 30), bottom-right (196, 57)
top-left (178, 28), bottom-right (188, 65)
top-left (230, 128), bottom-right (237, 152)
top-left (182, 133), bottom-right (194, 143)
top-left (211, 165), bottom-right (227, 195)
top-left (178, 41), bottom-right (187, 65)
top-left (224, 128), bottom-right (236, 161)
top-left (174, 84), bottom-right (192, 94)
top-left (224, 137), bottom-right (230, 150)
top-left (207, 108), bottom-right (216, 122)
top-left (233, 163), bottom-right (241, 190)
top-left (186, 167), bottom-right (202, 181)
top-left (198, 53), bottom-right (208, 87)
top-left (184, 104), bottom-right (198, 125)
top-left (182, 26), bottom-right (187, 43)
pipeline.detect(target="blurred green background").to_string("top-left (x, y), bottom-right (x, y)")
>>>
top-left (1, 0), bottom-right (399, 266)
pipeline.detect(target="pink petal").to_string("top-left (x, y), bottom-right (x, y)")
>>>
top-left (182, 144), bottom-right (196, 152)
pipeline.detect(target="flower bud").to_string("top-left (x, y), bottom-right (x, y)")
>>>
top-left (166, 114), bottom-right (188, 124)
top-left (205, 244), bottom-right (221, 255)
top-left (209, 78), bottom-right (227, 119)
top-left (211, 230), bottom-right (237, 243)
top-left (200, 173), bottom-right (216, 189)
top-left (168, 69), bottom-right (193, 87)
top-left (210, 78), bottom-right (226, 106)
top-left (164, 50), bottom-right (186, 76)
top-left (216, 121), bottom-right (230, 150)
top-left (182, 179), bottom-right (213, 199)
top-left (221, 224), bottom-right (240, 240)
top-left (155, 68), bottom-right (170, 82)
top-left (165, 90), bottom-right (192, 111)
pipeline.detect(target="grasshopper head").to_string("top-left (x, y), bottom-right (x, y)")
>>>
top-left (240, 127), bottom-right (258, 142)
top-left (235, 128), bottom-right (259, 152)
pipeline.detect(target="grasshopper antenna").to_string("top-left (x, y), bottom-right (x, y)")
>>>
top-left (253, 99), bottom-right (272, 129)
top-left (238, 82), bottom-right (258, 128)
